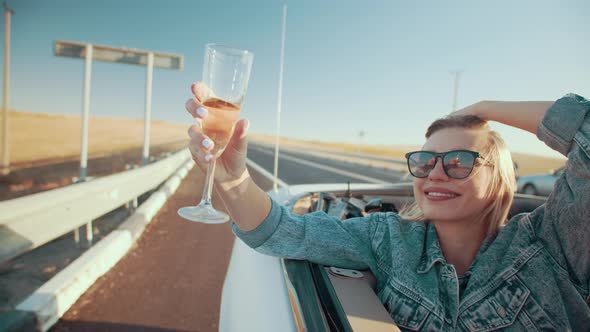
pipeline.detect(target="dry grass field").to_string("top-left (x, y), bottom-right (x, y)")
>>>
top-left (1, 111), bottom-right (565, 176)
top-left (1, 111), bottom-right (189, 169)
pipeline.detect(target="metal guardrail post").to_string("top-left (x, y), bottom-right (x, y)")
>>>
top-left (74, 228), bottom-right (80, 244)
top-left (85, 221), bottom-right (93, 246)
top-left (74, 222), bottom-right (93, 247)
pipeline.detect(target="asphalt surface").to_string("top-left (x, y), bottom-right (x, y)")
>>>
top-left (49, 145), bottom-right (400, 332)
top-left (247, 143), bottom-right (405, 185)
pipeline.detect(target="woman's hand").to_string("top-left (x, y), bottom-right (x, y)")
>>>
top-left (185, 82), bottom-right (272, 231)
top-left (452, 101), bottom-right (488, 118)
top-left (186, 82), bottom-right (250, 183)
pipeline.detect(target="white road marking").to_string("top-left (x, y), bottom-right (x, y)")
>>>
top-left (246, 158), bottom-right (289, 188)
top-left (252, 147), bottom-right (390, 184)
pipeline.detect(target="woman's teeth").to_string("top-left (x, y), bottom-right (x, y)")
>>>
top-left (427, 192), bottom-right (458, 198)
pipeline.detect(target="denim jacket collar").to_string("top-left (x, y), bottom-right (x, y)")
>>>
top-left (417, 222), bottom-right (446, 274)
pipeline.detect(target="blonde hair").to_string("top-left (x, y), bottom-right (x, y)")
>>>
top-left (400, 115), bottom-right (516, 237)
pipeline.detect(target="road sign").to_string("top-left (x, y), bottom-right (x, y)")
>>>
top-left (54, 40), bottom-right (183, 70)
top-left (54, 40), bottom-right (183, 180)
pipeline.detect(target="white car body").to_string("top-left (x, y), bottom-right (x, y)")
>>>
top-left (219, 183), bottom-right (389, 332)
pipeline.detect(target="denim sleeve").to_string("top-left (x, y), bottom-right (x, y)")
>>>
top-left (533, 94), bottom-right (590, 288)
top-left (232, 198), bottom-right (380, 271)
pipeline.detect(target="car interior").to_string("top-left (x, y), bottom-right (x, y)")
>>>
top-left (285, 184), bottom-right (547, 331)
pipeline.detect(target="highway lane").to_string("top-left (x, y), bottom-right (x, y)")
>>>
top-left (247, 142), bottom-right (406, 185)
top-left (252, 142), bottom-right (408, 165)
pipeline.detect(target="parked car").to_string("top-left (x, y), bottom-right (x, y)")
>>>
top-left (516, 166), bottom-right (564, 196)
top-left (219, 182), bottom-right (547, 332)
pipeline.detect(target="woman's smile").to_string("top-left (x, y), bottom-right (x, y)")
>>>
top-left (424, 187), bottom-right (461, 201)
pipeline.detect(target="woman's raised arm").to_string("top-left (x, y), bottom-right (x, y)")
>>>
top-left (454, 100), bottom-right (553, 135)
top-left (461, 94), bottom-right (590, 290)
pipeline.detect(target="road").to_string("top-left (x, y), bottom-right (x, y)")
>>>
top-left (247, 143), bottom-right (404, 185)
top-left (50, 144), bottom-right (405, 332)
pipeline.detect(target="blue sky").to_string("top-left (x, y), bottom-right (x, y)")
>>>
top-left (2, 0), bottom-right (589, 158)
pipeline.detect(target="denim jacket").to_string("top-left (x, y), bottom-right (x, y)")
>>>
top-left (233, 94), bottom-right (590, 331)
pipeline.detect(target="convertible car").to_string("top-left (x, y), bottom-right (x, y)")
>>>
top-left (516, 166), bottom-right (564, 196)
top-left (219, 182), bottom-right (547, 332)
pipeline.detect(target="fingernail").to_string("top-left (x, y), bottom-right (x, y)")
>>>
top-left (240, 119), bottom-right (250, 139)
top-left (204, 154), bottom-right (213, 162)
top-left (196, 107), bottom-right (208, 118)
top-left (202, 138), bottom-right (213, 149)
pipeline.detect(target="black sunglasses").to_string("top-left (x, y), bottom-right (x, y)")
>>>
top-left (405, 150), bottom-right (490, 179)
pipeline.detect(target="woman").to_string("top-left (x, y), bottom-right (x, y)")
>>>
top-left (186, 83), bottom-right (590, 330)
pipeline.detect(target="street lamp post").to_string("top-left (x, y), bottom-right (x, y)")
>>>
top-left (357, 130), bottom-right (365, 153)
top-left (451, 70), bottom-right (462, 112)
top-left (273, 2), bottom-right (287, 192)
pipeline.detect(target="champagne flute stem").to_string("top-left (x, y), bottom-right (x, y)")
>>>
top-left (199, 158), bottom-right (217, 206)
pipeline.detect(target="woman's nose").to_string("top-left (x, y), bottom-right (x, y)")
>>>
top-left (428, 157), bottom-right (449, 181)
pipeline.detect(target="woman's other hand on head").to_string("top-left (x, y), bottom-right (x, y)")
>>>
top-left (452, 101), bottom-right (489, 119)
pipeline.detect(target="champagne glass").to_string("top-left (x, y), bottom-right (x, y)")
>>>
top-left (178, 44), bottom-right (254, 223)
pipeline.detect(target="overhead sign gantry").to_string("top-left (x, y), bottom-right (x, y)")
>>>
top-left (54, 40), bottom-right (184, 180)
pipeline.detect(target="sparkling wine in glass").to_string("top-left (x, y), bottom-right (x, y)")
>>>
top-left (178, 44), bottom-right (253, 223)
top-left (201, 97), bottom-right (241, 156)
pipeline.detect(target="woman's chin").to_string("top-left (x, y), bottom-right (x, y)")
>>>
top-left (422, 208), bottom-right (463, 222)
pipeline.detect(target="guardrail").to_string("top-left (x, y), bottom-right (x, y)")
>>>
top-left (0, 149), bottom-right (191, 264)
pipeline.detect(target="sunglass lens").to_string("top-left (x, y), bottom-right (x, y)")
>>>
top-left (408, 152), bottom-right (434, 178)
top-left (444, 151), bottom-right (475, 179)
